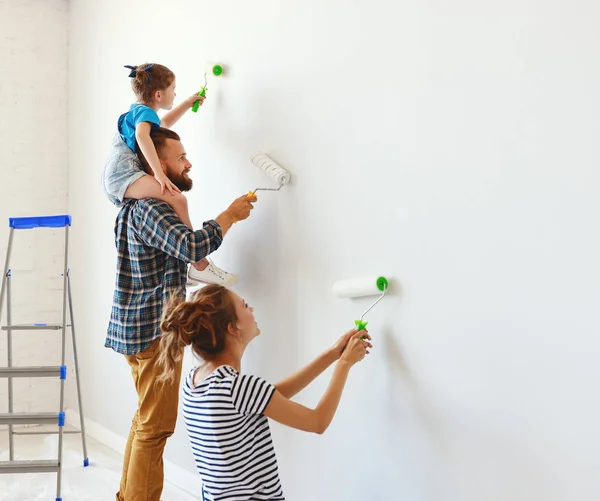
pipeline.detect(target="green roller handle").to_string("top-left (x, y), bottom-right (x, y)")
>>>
top-left (355, 320), bottom-right (368, 340)
top-left (191, 86), bottom-right (207, 113)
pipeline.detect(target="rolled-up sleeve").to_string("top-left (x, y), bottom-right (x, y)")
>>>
top-left (133, 199), bottom-right (223, 263)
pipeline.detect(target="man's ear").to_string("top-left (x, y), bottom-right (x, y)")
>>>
top-left (158, 158), bottom-right (167, 173)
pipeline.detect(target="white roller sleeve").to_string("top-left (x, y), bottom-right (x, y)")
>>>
top-left (251, 152), bottom-right (291, 186)
top-left (332, 277), bottom-right (385, 298)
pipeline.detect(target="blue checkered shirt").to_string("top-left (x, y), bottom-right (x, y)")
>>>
top-left (105, 198), bottom-right (223, 355)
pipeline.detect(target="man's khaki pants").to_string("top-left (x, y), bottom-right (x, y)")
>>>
top-left (116, 338), bottom-right (183, 501)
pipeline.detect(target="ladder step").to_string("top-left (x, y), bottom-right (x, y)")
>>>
top-left (1, 324), bottom-right (63, 331)
top-left (0, 412), bottom-right (62, 425)
top-left (0, 459), bottom-right (60, 474)
top-left (9, 214), bottom-right (71, 230)
top-left (0, 366), bottom-right (62, 378)
top-left (13, 430), bottom-right (81, 436)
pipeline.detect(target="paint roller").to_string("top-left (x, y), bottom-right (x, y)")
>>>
top-left (248, 152), bottom-right (291, 196)
top-left (192, 63), bottom-right (225, 112)
top-left (333, 276), bottom-right (389, 335)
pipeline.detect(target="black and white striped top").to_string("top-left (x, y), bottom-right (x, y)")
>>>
top-left (182, 365), bottom-right (285, 501)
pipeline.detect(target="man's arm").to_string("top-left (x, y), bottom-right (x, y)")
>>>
top-left (133, 201), bottom-right (223, 263)
top-left (214, 211), bottom-right (235, 236)
top-left (132, 194), bottom-right (256, 262)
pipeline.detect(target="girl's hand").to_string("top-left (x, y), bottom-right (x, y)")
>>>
top-left (339, 330), bottom-right (372, 366)
top-left (155, 171), bottom-right (181, 196)
top-left (186, 92), bottom-right (206, 108)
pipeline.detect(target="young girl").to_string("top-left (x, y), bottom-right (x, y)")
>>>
top-left (157, 284), bottom-right (372, 501)
top-left (102, 62), bottom-right (236, 287)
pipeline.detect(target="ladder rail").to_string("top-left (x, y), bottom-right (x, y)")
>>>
top-left (55, 224), bottom-right (69, 499)
top-left (0, 227), bottom-right (14, 317)
top-left (67, 271), bottom-right (89, 461)
top-left (0, 228), bottom-right (15, 460)
top-left (7, 269), bottom-right (14, 461)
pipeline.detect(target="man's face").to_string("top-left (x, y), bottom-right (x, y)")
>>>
top-left (159, 138), bottom-right (193, 192)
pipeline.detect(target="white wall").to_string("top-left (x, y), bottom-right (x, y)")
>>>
top-left (68, 1), bottom-right (600, 500)
top-left (0, 0), bottom-right (69, 417)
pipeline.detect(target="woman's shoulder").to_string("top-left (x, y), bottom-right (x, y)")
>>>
top-left (188, 364), bottom-right (239, 390)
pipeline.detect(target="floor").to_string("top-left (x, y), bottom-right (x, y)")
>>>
top-left (0, 425), bottom-right (197, 501)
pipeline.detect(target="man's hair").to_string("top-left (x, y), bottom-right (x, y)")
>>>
top-left (136, 127), bottom-right (181, 174)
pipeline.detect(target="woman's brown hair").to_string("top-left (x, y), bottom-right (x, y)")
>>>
top-left (157, 285), bottom-right (238, 384)
top-left (125, 63), bottom-right (175, 103)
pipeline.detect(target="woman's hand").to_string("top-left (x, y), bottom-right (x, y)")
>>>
top-left (330, 329), bottom-right (371, 360)
top-left (339, 330), bottom-right (372, 366)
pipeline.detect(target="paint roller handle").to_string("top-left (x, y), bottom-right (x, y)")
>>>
top-left (191, 87), bottom-right (207, 113)
top-left (354, 320), bottom-right (369, 340)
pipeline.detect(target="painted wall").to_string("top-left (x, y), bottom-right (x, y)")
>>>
top-left (68, 1), bottom-right (600, 500)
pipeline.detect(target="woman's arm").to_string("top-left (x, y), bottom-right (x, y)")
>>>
top-left (264, 331), bottom-right (371, 434)
top-left (274, 329), bottom-right (359, 399)
top-left (274, 349), bottom-right (337, 399)
top-left (265, 360), bottom-right (352, 434)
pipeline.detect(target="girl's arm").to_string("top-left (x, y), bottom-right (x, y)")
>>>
top-left (135, 122), bottom-right (179, 195)
top-left (264, 331), bottom-right (371, 434)
top-left (161, 93), bottom-right (206, 129)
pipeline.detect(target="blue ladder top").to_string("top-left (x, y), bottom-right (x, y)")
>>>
top-left (9, 215), bottom-right (71, 229)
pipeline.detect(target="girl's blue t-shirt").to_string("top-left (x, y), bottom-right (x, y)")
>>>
top-left (118, 104), bottom-right (160, 152)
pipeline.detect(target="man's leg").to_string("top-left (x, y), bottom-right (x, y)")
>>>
top-left (116, 352), bottom-right (141, 501)
top-left (116, 339), bottom-right (183, 501)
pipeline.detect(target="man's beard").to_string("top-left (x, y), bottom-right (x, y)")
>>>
top-left (168, 168), bottom-right (193, 192)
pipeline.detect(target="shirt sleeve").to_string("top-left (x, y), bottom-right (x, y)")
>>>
top-left (132, 200), bottom-right (223, 263)
top-left (231, 374), bottom-right (276, 415)
top-left (133, 105), bottom-right (161, 127)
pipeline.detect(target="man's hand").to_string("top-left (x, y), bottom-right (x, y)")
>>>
top-left (228, 193), bottom-right (256, 222)
top-left (215, 193), bottom-right (257, 236)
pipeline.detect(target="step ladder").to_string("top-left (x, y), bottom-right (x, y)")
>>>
top-left (0, 215), bottom-right (88, 500)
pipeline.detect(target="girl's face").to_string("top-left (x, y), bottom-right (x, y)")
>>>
top-left (155, 78), bottom-right (176, 110)
top-left (229, 291), bottom-right (260, 344)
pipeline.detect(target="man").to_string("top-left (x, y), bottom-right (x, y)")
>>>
top-left (105, 126), bottom-right (257, 501)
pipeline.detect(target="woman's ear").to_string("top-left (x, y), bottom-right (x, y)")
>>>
top-left (154, 89), bottom-right (162, 102)
top-left (227, 322), bottom-right (240, 339)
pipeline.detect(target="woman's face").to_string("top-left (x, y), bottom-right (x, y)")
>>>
top-left (229, 290), bottom-right (260, 343)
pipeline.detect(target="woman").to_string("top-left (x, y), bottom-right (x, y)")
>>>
top-left (157, 284), bottom-right (372, 501)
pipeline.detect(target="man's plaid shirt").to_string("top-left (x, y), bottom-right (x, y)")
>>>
top-left (105, 198), bottom-right (223, 355)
